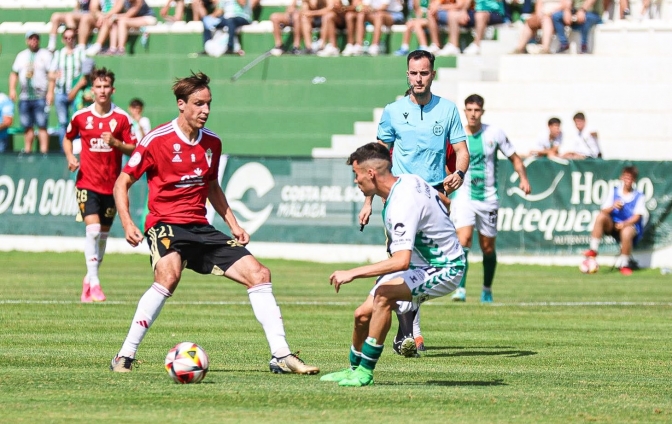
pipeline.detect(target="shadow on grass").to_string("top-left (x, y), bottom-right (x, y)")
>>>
top-left (378, 379), bottom-right (507, 387)
top-left (425, 346), bottom-right (537, 358)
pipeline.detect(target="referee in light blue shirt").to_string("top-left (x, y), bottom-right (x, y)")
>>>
top-left (359, 50), bottom-right (470, 357)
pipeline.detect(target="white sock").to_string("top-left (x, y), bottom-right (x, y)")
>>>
top-left (589, 237), bottom-right (600, 252)
top-left (247, 283), bottom-right (291, 358)
top-left (618, 254), bottom-right (630, 268)
top-left (400, 43), bottom-right (409, 50)
top-left (98, 232), bottom-right (109, 264)
top-left (412, 308), bottom-right (421, 339)
top-left (85, 224), bottom-right (101, 287)
top-left (118, 283), bottom-right (171, 358)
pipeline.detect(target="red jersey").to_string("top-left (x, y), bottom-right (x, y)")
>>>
top-left (123, 120), bottom-right (222, 232)
top-left (67, 103), bottom-right (137, 195)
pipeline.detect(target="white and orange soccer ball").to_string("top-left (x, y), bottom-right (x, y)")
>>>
top-left (579, 257), bottom-right (599, 274)
top-left (165, 342), bottom-right (209, 384)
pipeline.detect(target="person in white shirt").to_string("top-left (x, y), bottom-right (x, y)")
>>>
top-left (8, 31), bottom-right (53, 155)
top-left (559, 112), bottom-right (601, 159)
top-left (528, 117), bottom-right (562, 157)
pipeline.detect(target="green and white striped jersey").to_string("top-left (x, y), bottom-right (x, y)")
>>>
top-left (49, 47), bottom-right (87, 95)
top-left (454, 123), bottom-right (516, 203)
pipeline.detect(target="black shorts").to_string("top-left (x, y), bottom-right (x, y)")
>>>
top-left (76, 188), bottom-right (117, 226)
top-left (146, 222), bottom-right (251, 274)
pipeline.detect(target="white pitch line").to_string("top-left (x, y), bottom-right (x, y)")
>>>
top-left (0, 300), bottom-right (671, 307)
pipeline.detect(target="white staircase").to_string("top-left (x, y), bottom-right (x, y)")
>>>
top-left (314, 21), bottom-right (672, 160)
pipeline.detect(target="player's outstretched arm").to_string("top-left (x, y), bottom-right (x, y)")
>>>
top-left (114, 172), bottom-right (144, 246)
top-left (207, 182), bottom-right (250, 245)
top-left (330, 250), bottom-right (411, 293)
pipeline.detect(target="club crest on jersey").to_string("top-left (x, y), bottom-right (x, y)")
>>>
top-left (173, 144), bottom-right (181, 152)
top-left (85, 116), bottom-right (94, 129)
top-left (433, 122), bottom-right (443, 136)
top-left (109, 118), bottom-right (117, 132)
top-left (205, 148), bottom-right (212, 167)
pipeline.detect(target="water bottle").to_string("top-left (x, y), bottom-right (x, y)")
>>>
top-left (140, 28), bottom-right (149, 51)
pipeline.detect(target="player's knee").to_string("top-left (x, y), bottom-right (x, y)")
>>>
top-left (354, 305), bottom-right (371, 325)
top-left (481, 245), bottom-right (495, 256)
top-left (248, 264), bottom-right (271, 285)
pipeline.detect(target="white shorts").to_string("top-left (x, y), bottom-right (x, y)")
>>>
top-left (370, 258), bottom-right (466, 314)
top-left (450, 199), bottom-right (499, 238)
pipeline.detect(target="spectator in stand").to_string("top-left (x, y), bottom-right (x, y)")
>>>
top-left (340, 1), bottom-right (363, 56)
top-left (583, 166), bottom-right (646, 275)
top-left (349, 0), bottom-right (405, 56)
top-left (551, 0), bottom-right (602, 54)
top-left (559, 112), bottom-right (601, 159)
top-left (316, 0), bottom-right (356, 56)
top-left (202, 0), bottom-right (253, 56)
top-left (269, 0), bottom-right (303, 55)
top-left (527, 117), bottom-right (562, 157)
top-left (8, 31), bottom-right (53, 155)
top-left (394, 0), bottom-right (433, 56)
top-left (300, 0), bottom-right (331, 54)
top-left (0, 91), bottom-right (15, 153)
top-left (437, 0), bottom-right (505, 56)
top-left (81, 0), bottom-right (119, 55)
top-left (511, 0), bottom-right (558, 54)
top-left (47, 27), bottom-right (90, 149)
top-left (161, 0), bottom-right (214, 22)
top-left (86, 0), bottom-right (157, 56)
top-left (128, 98), bottom-right (151, 141)
top-left (426, 0), bottom-right (461, 54)
top-left (48, 0), bottom-right (92, 52)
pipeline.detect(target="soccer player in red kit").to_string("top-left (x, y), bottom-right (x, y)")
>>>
top-left (110, 72), bottom-right (320, 375)
top-left (63, 67), bottom-right (137, 303)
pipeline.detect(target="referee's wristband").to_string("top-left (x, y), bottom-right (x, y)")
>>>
top-left (455, 170), bottom-right (465, 180)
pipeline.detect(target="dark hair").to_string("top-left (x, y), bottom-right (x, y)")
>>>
top-left (129, 98), bottom-right (144, 108)
top-left (548, 117), bottom-right (561, 126)
top-left (407, 49), bottom-right (435, 69)
top-left (90, 67), bottom-right (115, 86)
top-left (173, 72), bottom-right (210, 102)
top-left (622, 165), bottom-right (638, 180)
top-left (573, 112), bottom-right (585, 121)
top-left (464, 94), bottom-right (484, 108)
top-left (347, 143), bottom-right (392, 170)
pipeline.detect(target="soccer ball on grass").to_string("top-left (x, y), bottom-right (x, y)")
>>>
top-left (579, 257), bottom-right (599, 274)
top-left (165, 342), bottom-right (209, 384)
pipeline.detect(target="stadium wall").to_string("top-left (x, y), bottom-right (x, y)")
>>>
top-left (1, 155), bottom-right (671, 268)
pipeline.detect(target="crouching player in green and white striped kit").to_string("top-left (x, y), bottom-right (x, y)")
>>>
top-left (321, 142), bottom-right (465, 387)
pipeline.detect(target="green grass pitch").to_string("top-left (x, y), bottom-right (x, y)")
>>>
top-left (0, 251), bottom-right (671, 423)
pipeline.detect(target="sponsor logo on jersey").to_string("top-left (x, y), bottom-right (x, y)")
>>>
top-left (191, 154), bottom-right (196, 163)
top-left (403, 112), bottom-right (409, 120)
top-left (172, 154), bottom-right (182, 163)
top-left (394, 223), bottom-right (406, 236)
top-left (194, 168), bottom-right (202, 176)
top-left (85, 116), bottom-right (94, 129)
